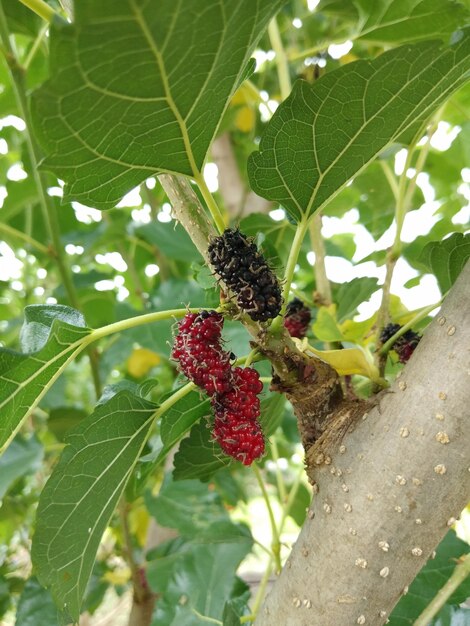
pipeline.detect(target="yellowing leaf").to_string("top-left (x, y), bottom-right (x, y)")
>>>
top-left (129, 503), bottom-right (150, 547)
top-left (231, 84), bottom-right (250, 105)
top-left (103, 566), bottom-right (131, 586)
top-left (306, 344), bottom-right (380, 381)
top-left (340, 315), bottom-right (376, 343)
top-left (127, 348), bottom-right (160, 378)
top-left (312, 305), bottom-right (344, 342)
top-left (235, 106), bottom-right (256, 132)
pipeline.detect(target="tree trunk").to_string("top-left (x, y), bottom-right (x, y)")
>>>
top-left (255, 261), bottom-right (470, 626)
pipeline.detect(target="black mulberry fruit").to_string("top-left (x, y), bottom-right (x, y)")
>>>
top-left (380, 323), bottom-right (421, 364)
top-left (284, 298), bottom-right (311, 338)
top-left (208, 229), bottom-right (282, 322)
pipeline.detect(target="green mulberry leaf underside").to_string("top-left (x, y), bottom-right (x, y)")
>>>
top-left (31, 0), bottom-right (285, 209)
top-left (248, 32), bottom-right (470, 222)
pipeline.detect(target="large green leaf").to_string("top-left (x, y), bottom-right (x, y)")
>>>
top-left (31, 0), bottom-right (285, 209)
top-left (0, 305), bottom-right (91, 454)
top-left (148, 542), bottom-right (252, 626)
top-left (31, 390), bottom-right (157, 622)
top-left (0, 435), bottom-right (43, 500)
top-left (355, 0), bottom-right (469, 44)
top-left (419, 233), bottom-right (470, 293)
top-left (335, 277), bottom-right (379, 322)
top-left (248, 33), bottom-right (470, 222)
top-left (389, 531), bottom-right (470, 625)
top-left (146, 477), bottom-right (229, 538)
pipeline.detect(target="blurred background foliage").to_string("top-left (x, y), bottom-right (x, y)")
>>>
top-left (0, 0), bottom-right (469, 624)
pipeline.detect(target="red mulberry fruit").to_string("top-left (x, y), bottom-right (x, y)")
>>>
top-left (212, 367), bottom-right (265, 465)
top-left (172, 311), bottom-right (232, 395)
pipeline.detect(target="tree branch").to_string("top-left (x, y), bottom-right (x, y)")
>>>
top-left (255, 260), bottom-right (470, 626)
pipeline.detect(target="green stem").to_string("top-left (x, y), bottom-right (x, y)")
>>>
top-left (244, 348), bottom-right (259, 368)
top-left (380, 161), bottom-right (400, 201)
top-left (270, 437), bottom-right (287, 505)
top-left (0, 1), bottom-right (103, 397)
top-left (23, 20), bottom-right (48, 69)
top-left (190, 610), bottom-right (222, 625)
top-left (379, 299), bottom-right (442, 356)
top-left (154, 381), bottom-right (195, 417)
top-left (375, 119), bottom-right (438, 377)
top-left (250, 561), bottom-right (274, 621)
top-left (0, 222), bottom-right (50, 254)
top-left (414, 554), bottom-right (470, 626)
top-left (253, 464), bottom-right (281, 573)
top-left (309, 212), bottom-right (332, 305)
top-left (18, 0), bottom-right (56, 22)
top-left (87, 307), bottom-right (201, 344)
top-left (271, 216), bottom-right (310, 332)
top-left (278, 464), bottom-right (304, 534)
top-left (193, 171), bottom-right (226, 234)
top-left (268, 17), bottom-right (291, 100)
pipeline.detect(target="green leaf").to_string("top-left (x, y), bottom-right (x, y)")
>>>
top-left (0, 435), bottom-right (43, 500)
top-left (15, 577), bottom-right (60, 626)
top-left (31, 0), bottom-right (286, 209)
top-left (149, 542), bottom-right (252, 625)
top-left (173, 419), bottom-right (231, 481)
top-left (156, 392), bottom-right (210, 466)
top-left (136, 222), bottom-right (201, 262)
top-left (312, 307), bottom-right (344, 342)
top-left (355, 0), bottom-right (470, 45)
top-left (336, 277), bottom-right (379, 322)
top-left (223, 601), bottom-right (242, 626)
top-left (260, 392), bottom-right (286, 437)
top-left (146, 477), bottom-right (228, 538)
top-left (31, 390), bottom-right (157, 622)
top-left (0, 305), bottom-right (91, 455)
top-left (419, 233), bottom-right (470, 293)
top-left (389, 530), bottom-right (470, 625)
top-left (248, 33), bottom-right (470, 222)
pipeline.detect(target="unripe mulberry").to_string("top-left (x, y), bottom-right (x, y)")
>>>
top-left (284, 298), bottom-right (311, 338)
top-left (172, 311), bottom-right (232, 395)
top-left (212, 367), bottom-right (265, 465)
top-left (208, 229), bottom-right (282, 322)
top-left (380, 323), bottom-right (421, 364)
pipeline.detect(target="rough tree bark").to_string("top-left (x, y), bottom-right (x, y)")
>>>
top-left (255, 261), bottom-right (470, 626)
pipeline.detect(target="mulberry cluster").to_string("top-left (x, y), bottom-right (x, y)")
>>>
top-left (284, 298), bottom-right (311, 338)
top-left (172, 311), bottom-right (265, 465)
top-left (380, 323), bottom-right (421, 364)
top-left (212, 367), bottom-right (265, 466)
top-left (208, 229), bottom-right (282, 322)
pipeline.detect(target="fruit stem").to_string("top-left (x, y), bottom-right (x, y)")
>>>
top-left (309, 212), bottom-right (332, 305)
top-left (193, 171), bottom-right (226, 234)
top-left (271, 216), bottom-right (310, 333)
